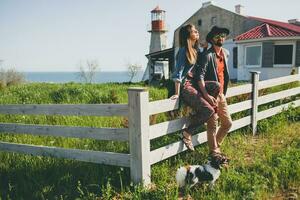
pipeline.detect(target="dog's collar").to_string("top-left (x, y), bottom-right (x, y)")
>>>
top-left (185, 165), bottom-right (191, 173)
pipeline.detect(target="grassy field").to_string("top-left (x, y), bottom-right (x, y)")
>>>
top-left (0, 82), bottom-right (299, 200)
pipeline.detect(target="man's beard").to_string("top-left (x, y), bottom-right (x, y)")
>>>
top-left (213, 40), bottom-right (223, 47)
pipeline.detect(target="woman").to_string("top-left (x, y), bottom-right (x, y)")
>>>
top-left (171, 24), bottom-right (220, 151)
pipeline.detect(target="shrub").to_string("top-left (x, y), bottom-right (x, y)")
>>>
top-left (0, 68), bottom-right (25, 88)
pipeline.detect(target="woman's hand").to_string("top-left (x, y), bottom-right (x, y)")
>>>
top-left (170, 94), bottom-right (179, 100)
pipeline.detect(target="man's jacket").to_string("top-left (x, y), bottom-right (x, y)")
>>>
top-left (196, 47), bottom-right (230, 95)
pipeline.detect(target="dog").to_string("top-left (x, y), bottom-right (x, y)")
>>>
top-left (175, 159), bottom-right (223, 188)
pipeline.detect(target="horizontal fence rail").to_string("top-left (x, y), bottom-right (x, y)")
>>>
top-left (257, 99), bottom-right (300, 120)
top-left (149, 117), bottom-right (190, 140)
top-left (0, 104), bottom-right (128, 116)
top-left (149, 99), bottom-right (179, 115)
top-left (0, 141), bottom-right (130, 167)
top-left (258, 74), bottom-right (300, 90)
top-left (226, 83), bottom-right (252, 98)
top-left (258, 87), bottom-right (300, 105)
top-left (0, 123), bottom-right (129, 141)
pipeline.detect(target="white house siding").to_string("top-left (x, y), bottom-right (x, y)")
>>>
top-left (223, 39), bottom-right (237, 80)
top-left (238, 66), bottom-right (297, 81)
top-left (237, 39), bottom-right (299, 81)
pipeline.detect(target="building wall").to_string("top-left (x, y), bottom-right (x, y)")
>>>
top-left (237, 40), bottom-right (299, 81)
top-left (238, 66), bottom-right (296, 81)
top-left (223, 39), bottom-right (237, 80)
top-left (173, 5), bottom-right (260, 47)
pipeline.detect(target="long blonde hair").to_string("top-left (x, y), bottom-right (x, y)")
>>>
top-left (179, 24), bottom-right (199, 65)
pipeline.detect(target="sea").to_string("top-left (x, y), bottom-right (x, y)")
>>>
top-left (23, 71), bottom-right (144, 83)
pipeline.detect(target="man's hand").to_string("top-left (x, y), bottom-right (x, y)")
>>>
top-left (205, 94), bottom-right (217, 106)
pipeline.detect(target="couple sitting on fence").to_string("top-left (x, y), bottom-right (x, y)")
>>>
top-left (170, 24), bottom-right (232, 165)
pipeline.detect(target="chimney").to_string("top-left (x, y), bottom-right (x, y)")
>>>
top-left (235, 4), bottom-right (244, 15)
top-left (202, 1), bottom-right (213, 8)
top-left (288, 19), bottom-right (300, 26)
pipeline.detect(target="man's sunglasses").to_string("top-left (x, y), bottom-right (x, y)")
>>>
top-left (213, 33), bottom-right (227, 39)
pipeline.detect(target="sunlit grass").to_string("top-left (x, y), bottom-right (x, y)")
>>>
top-left (0, 82), bottom-right (299, 199)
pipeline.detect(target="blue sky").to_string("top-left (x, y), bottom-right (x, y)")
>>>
top-left (0, 0), bottom-right (299, 72)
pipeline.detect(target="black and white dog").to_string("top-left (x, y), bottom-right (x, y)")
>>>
top-left (176, 160), bottom-right (223, 188)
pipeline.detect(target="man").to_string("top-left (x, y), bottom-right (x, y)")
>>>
top-left (197, 26), bottom-right (232, 164)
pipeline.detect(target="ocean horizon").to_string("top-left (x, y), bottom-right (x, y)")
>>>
top-left (23, 71), bottom-right (144, 83)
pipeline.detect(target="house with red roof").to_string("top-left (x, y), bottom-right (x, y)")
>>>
top-left (235, 17), bottom-right (300, 80)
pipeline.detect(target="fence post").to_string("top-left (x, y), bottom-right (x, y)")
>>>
top-left (250, 71), bottom-right (260, 136)
top-left (127, 87), bottom-right (151, 186)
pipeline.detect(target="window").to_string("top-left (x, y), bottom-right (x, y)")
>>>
top-left (198, 19), bottom-right (202, 26)
top-left (246, 45), bottom-right (261, 67)
top-left (211, 17), bottom-right (217, 26)
top-left (154, 63), bottom-right (163, 74)
top-left (274, 44), bottom-right (293, 65)
top-left (233, 47), bottom-right (238, 68)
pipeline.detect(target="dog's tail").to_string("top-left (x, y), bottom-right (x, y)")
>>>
top-left (175, 166), bottom-right (189, 187)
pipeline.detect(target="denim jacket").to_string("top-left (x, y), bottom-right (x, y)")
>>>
top-left (172, 47), bottom-right (199, 84)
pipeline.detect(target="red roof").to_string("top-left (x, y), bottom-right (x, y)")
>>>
top-left (235, 16), bottom-right (300, 41)
top-left (249, 16), bottom-right (300, 33)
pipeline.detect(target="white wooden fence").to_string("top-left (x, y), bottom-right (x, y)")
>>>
top-left (0, 72), bottom-right (299, 186)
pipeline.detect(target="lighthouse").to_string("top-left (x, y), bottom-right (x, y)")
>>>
top-left (143, 6), bottom-right (169, 82)
top-left (149, 6), bottom-right (167, 52)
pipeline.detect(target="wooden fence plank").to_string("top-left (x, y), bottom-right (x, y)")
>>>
top-left (0, 123), bottom-right (128, 141)
top-left (229, 116), bottom-right (251, 132)
top-left (0, 142), bottom-right (130, 167)
top-left (258, 87), bottom-right (300, 105)
top-left (226, 84), bottom-right (252, 98)
top-left (149, 117), bottom-right (190, 140)
top-left (228, 100), bottom-right (252, 114)
top-left (257, 99), bottom-right (300, 121)
top-left (149, 99), bottom-right (179, 115)
top-left (258, 74), bottom-right (300, 90)
top-left (150, 131), bottom-right (207, 165)
top-left (0, 104), bottom-right (128, 116)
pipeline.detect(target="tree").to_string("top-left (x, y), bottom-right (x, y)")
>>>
top-left (127, 62), bottom-right (142, 82)
top-left (78, 59), bottom-right (100, 83)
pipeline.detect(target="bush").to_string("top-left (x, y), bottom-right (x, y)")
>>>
top-left (0, 68), bottom-right (25, 88)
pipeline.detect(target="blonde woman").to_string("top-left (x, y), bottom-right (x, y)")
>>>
top-left (171, 24), bottom-right (220, 152)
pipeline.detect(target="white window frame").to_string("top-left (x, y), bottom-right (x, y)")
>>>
top-left (273, 42), bottom-right (295, 68)
top-left (245, 44), bottom-right (262, 68)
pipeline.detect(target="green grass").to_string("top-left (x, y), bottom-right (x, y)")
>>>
top-left (0, 82), bottom-right (299, 199)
